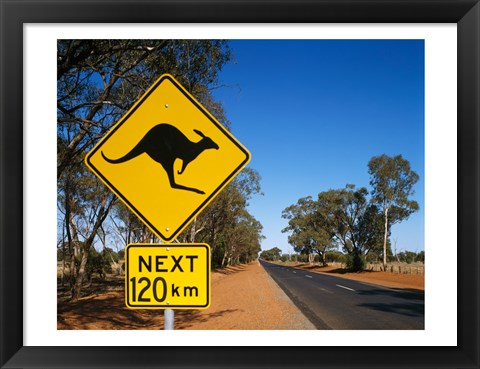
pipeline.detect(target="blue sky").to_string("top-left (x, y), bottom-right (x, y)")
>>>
top-left (212, 40), bottom-right (425, 254)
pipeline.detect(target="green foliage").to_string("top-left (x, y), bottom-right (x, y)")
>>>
top-left (179, 168), bottom-right (263, 269)
top-left (368, 154), bottom-right (420, 223)
top-left (316, 184), bottom-right (371, 257)
top-left (416, 250), bottom-right (425, 263)
top-left (260, 247), bottom-right (282, 261)
top-left (345, 252), bottom-right (367, 272)
top-left (103, 247), bottom-right (119, 263)
top-left (281, 154), bottom-right (420, 272)
top-left (79, 248), bottom-right (112, 281)
top-left (57, 40), bottom-right (244, 297)
top-left (396, 250), bottom-right (420, 264)
top-left (297, 254), bottom-right (309, 263)
top-left (282, 196), bottom-right (335, 266)
top-left (368, 154), bottom-right (420, 266)
top-left (324, 251), bottom-right (346, 263)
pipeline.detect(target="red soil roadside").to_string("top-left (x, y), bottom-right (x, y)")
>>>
top-left (57, 261), bottom-right (316, 330)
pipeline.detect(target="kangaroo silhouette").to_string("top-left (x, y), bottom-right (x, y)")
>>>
top-left (101, 123), bottom-right (219, 194)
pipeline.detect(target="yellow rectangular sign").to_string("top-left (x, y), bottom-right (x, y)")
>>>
top-left (125, 243), bottom-right (210, 309)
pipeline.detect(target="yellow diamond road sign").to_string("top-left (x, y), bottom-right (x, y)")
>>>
top-left (85, 74), bottom-right (250, 242)
top-left (125, 244), bottom-right (210, 309)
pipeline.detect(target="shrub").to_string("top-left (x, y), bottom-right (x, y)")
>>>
top-left (79, 249), bottom-right (113, 281)
top-left (103, 247), bottom-right (119, 263)
top-left (298, 254), bottom-right (309, 263)
top-left (325, 251), bottom-right (345, 263)
top-left (345, 252), bottom-right (366, 272)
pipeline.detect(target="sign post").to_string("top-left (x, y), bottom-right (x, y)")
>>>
top-left (164, 309), bottom-right (174, 330)
top-left (85, 74), bottom-right (250, 329)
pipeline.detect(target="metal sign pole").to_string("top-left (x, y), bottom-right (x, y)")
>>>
top-left (164, 309), bottom-right (174, 330)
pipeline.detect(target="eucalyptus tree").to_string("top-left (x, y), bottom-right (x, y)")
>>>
top-left (316, 185), bottom-right (371, 270)
top-left (57, 39), bottom-right (233, 299)
top-left (222, 212), bottom-right (263, 266)
top-left (315, 184), bottom-right (393, 270)
top-left (368, 154), bottom-right (419, 269)
top-left (179, 167), bottom-right (263, 268)
top-left (356, 203), bottom-right (390, 262)
top-left (282, 196), bottom-right (335, 265)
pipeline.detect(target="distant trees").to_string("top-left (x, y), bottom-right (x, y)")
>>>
top-left (57, 40), bottom-right (262, 300)
top-left (282, 155), bottom-right (419, 271)
top-left (260, 247), bottom-right (282, 261)
top-left (395, 250), bottom-right (423, 264)
top-left (415, 250), bottom-right (425, 263)
top-left (176, 167), bottom-right (263, 268)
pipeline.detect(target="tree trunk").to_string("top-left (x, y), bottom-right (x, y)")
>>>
top-left (68, 212), bottom-right (81, 257)
top-left (383, 207), bottom-right (389, 270)
top-left (126, 223), bottom-right (131, 245)
top-left (60, 225), bottom-right (66, 286)
top-left (64, 180), bottom-right (79, 283)
top-left (221, 249), bottom-right (228, 268)
top-left (61, 246), bottom-right (66, 287)
top-left (141, 225), bottom-right (149, 243)
top-left (320, 253), bottom-right (327, 266)
top-left (190, 217), bottom-right (197, 243)
top-left (72, 248), bottom-right (90, 299)
top-left (71, 193), bottom-right (115, 300)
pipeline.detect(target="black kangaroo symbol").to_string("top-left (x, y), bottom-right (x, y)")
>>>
top-left (101, 123), bottom-right (219, 194)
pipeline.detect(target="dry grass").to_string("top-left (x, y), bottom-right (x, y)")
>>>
top-left (57, 261), bottom-right (125, 279)
top-left (324, 261), bottom-right (424, 275)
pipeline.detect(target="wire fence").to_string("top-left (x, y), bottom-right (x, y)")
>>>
top-left (328, 261), bottom-right (425, 275)
top-left (366, 262), bottom-right (425, 275)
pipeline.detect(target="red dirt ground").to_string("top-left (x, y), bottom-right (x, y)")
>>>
top-left (58, 261), bottom-right (315, 330)
top-left (58, 261), bottom-right (423, 330)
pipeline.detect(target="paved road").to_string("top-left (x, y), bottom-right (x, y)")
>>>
top-left (260, 260), bottom-right (424, 330)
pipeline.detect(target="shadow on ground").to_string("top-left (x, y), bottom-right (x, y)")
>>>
top-left (58, 290), bottom-right (239, 330)
top-left (355, 287), bottom-right (424, 318)
top-left (214, 265), bottom-right (247, 275)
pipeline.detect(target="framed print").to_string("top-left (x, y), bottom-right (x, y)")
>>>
top-left (1, 0), bottom-right (479, 368)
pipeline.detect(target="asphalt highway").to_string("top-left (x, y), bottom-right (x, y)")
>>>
top-left (260, 260), bottom-right (424, 330)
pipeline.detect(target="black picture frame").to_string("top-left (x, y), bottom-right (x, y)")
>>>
top-left (1, 1), bottom-right (478, 368)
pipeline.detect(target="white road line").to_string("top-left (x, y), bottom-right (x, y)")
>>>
top-left (305, 275), bottom-right (313, 278)
top-left (293, 271), bottom-right (297, 274)
top-left (336, 284), bottom-right (355, 292)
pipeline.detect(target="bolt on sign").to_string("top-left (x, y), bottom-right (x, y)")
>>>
top-left (125, 244), bottom-right (211, 309)
top-left (85, 74), bottom-right (250, 242)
